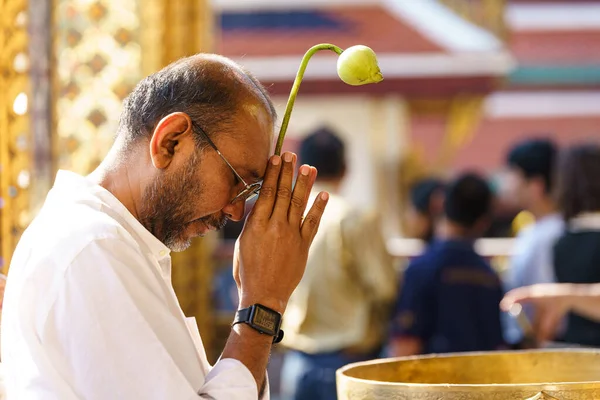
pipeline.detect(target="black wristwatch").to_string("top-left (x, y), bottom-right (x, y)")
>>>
top-left (233, 304), bottom-right (284, 344)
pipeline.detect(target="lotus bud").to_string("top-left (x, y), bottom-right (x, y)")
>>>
top-left (274, 43), bottom-right (384, 155)
top-left (337, 45), bottom-right (384, 86)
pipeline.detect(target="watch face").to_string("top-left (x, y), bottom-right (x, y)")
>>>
top-left (252, 305), bottom-right (280, 335)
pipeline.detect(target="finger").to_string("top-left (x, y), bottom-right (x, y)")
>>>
top-left (501, 287), bottom-right (533, 311)
top-left (272, 152), bottom-right (296, 219)
top-left (303, 167), bottom-right (318, 206)
top-left (301, 192), bottom-right (329, 241)
top-left (289, 165), bottom-right (312, 225)
top-left (232, 239), bottom-right (241, 287)
top-left (251, 155), bottom-right (281, 221)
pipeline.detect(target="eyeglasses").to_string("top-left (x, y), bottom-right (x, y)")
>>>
top-left (192, 122), bottom-right (262, 204)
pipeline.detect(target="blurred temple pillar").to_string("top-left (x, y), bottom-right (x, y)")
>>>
top-left (0, 0), bottom-right (31, 275)
top-left (368, 96), bottom-right (410, 238)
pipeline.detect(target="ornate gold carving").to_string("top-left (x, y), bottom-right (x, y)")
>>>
top-left (53, 0), bottom-right (143, 175)
top-left (525, 392), bottom-right (560, 400)
top-left (0, 0), bottom-right (31, 274)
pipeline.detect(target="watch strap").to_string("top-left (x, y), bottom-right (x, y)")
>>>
top-left (233, 305), bottom-right (284, 344)
top-left (233, 307), bottom-right (251, 326)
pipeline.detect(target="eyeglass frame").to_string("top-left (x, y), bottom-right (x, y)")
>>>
top-left (191, 121), bottom-right (262, 204)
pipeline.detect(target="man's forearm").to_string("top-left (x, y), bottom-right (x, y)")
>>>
top-left (221, 324), bottom-right (273, 396)
top-left (568, 283), bottom-right (600, 322)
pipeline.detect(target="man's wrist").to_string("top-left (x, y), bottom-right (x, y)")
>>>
top-left (239, 295), bottom-right (287, 314)
top-left (232, 322), bottom-right (275, 345)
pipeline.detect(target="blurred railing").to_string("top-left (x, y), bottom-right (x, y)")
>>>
top-left (439, 0), bottom-right (507, 40)
top-left (387, 237), bottom-right (515, 258)
top-left (387, 237), bottom-right (515, 276)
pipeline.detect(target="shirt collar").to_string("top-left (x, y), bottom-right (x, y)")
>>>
top-left (569, 212), bottom-right (600, 232)
top-left (537, 212), bottom-right (563, 225)
top-left (53, 170), bottom-right (171, 261)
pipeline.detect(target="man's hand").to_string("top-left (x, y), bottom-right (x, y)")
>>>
top-left (501, 284), bottom-right (572, 343)
top-left (223, 152), bottom-right (327, 396)
top-left (234, 152), bottom-right (327, 313)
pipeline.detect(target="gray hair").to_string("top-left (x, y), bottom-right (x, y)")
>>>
top-left (117, 54), bottom-right (276, 148)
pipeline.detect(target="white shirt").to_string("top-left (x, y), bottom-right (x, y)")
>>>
top-left (503, 213), bottom-right (565, 344)
top-left (1, 171), bottom-right (260, 399)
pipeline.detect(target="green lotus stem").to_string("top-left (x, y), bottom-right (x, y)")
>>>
top-left (274, 43), bottom-right (343, 156)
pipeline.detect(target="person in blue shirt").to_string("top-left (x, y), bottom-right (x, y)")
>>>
top-left (502, 138), bottom-right (564, 347)
top-left (389, 173), bottom-right (505, 356)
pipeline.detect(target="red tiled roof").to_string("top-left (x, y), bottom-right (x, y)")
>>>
top-left (510, 30), bottom-right (600, 65)
top-left (217, 6), bottom-right (443, 58)
top-left (264, 76), bottom-right (501, 97)
top-left (411, 115), bottom-right (600, 173)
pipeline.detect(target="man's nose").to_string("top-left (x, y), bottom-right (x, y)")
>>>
top-left (223, 199), bottom-right (246, 222)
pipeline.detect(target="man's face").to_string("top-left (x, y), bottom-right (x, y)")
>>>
top-left (503, 167), bottom-right (532, 210)
top-left (405, 205), bottom-right (433, 241)
top-left (141, 104), bottom-right (273, 251)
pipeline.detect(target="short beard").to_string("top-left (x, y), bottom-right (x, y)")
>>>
top-left (139, 152), bottom-right (227, 252)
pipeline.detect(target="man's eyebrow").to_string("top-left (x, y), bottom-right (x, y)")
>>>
top-left (241, 167), bottom-right (262, 183)
top-left (250, 169), bottom-right (263, 182)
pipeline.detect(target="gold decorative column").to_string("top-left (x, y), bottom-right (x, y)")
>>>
top-left (140, 0), bottom-right (214, 75)
top-left (0, 0), bottom-right (31, 274)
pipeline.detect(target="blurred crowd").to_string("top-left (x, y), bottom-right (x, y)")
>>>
top-left (278, 127), bottom-right (600, 400)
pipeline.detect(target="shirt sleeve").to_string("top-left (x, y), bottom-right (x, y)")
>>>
top-left (201, 359), bottom-right (262, 399)
top-left (503, 230), bottom-right (560, 345)
top-left (389, 260), bottom-right (435, 339)
top-left (43, 238), bottom-right (258, 400)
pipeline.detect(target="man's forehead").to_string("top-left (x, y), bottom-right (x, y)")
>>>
top-left (217, 130), bottom-right (272, 181)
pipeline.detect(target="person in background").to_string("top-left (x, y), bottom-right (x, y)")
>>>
top-left (388, 173), bottom-right (504, 356)
top-left (502, 139), bottom-right (564, 347)
top-left (552, 144), bottom-right (600, 347)
top-left (281, 127), bottom-right (397, 400)
top-left (406, 178), bottom-right (445, 244)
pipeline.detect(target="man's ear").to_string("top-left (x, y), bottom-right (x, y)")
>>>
top-left (149, 112), bottom-right (194, 169)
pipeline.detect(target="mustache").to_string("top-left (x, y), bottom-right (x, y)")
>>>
top-left (194, 214), bottom-right (229, 231)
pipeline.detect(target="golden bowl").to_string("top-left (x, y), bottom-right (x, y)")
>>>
top-left (337, 350), bottom-right (600, 399)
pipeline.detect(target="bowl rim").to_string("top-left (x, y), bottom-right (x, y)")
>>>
top-left (336, 349), bottom-right (600, 390)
